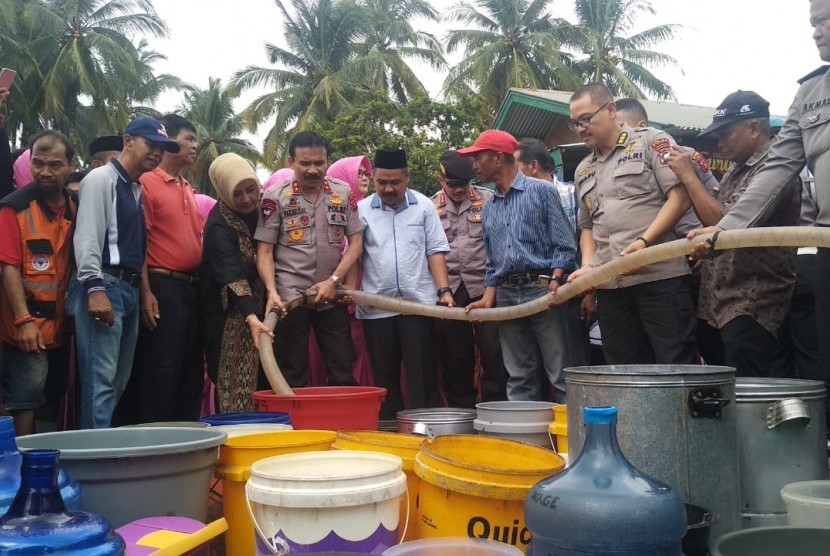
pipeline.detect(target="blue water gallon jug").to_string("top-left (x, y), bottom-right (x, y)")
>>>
top-left (0, 416), bottom-right (81, 514)
top-left (525, 406), bottom-right (687, 555)
top-left (0, 449), bottom-right (124, 554)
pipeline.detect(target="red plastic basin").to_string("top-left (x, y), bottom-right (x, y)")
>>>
top-left (252, 387), bottom-right (387, 430)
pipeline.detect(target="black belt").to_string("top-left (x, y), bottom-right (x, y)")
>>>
top-left (148, 267), bottom-right (199, 285)
top-left (498, 269), bottom-right (550, 286)
top-left (102, 267), bottom-right (141, 288)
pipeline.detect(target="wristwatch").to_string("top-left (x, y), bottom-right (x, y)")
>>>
top-left (329, 274), bottom-right (343, 287)
top-left (437, 287), bottom-right (453, 297)
top-left (551, 274), bottom-right (567, 286)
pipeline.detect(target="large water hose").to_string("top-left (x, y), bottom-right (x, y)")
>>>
top-left (258, 226), bottom-right (830, 394)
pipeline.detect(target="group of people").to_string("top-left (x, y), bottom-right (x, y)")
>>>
top-left (2, 0), bottom-right (830, 432)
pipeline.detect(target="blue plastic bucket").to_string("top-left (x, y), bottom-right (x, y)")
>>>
top-left (201, 412), bottom-right (292, 427)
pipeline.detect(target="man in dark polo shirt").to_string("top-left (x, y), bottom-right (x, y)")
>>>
top-left (71, 116), bottom-right (179, 429)
top-left (120, 114), bottom-right (204, 424)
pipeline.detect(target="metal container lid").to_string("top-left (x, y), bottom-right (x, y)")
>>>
top-left (564, 365), bottom-right (736, 387)
top-left (397, 407), bottom-right (476, 424)
top-left (735, 377), bottom-right (827, 401)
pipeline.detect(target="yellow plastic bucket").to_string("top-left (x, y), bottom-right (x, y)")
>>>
top-left (333, 431), bottom-right (424, 540)
top-left (548, 404), bottom-right (568, 454)
top-left (414, 435), bottom-right (564, 550)
top-left (216, 430), bottom-right (335, 556)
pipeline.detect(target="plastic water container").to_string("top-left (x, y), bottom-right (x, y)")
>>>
top-left (525, 406), bottom-right (687, 555)
top-left (253, 387), bottom-right (386, 430)
top-left (383, 538), bottom-right (523, 555)
top-left (781, 480), bottom-right (830, 526)
top-left (0, 449), bottom-right (124, 554)
top-left (15, 427), bottom-right (227, 527)
top-left (0, 416), bottom-right (80, 514)
top-left (201, 411), bottom-right (293, 427)
top-left (474, 401), bottom-right (554, 447)
top-left (713, 526), bottom-right (830, 555)
top-left (246, 450), bottom-right (407, 555)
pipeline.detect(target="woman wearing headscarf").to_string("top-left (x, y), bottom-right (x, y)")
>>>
top-left (306, 155), bottom-right (374, 386)
top-left (201, 153), bottom-right (273, 412)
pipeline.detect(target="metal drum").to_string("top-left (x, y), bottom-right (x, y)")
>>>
top-left (735, 377), bottom-right (828, 528)
top-left (565, 365), bottom-right (740, 541)
top-left (397, 408), bottom-right (476, 437)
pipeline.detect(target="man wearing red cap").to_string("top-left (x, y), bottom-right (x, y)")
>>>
top-left (463, 130), bottom-right (578, 403)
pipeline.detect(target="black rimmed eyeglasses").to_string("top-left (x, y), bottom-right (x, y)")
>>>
top-left (567, 101), bottom-right (611, 132)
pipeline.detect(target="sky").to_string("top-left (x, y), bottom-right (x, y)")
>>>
top-left (146, 0), bottom-right (820, 154)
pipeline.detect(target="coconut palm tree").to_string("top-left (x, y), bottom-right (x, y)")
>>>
top-left (233, 0), bottom-right (365, 165)
top-left (442, 0), bottom-right (580, 112)
top-left (36, 0), bottom-right (169, 136)
top-left (349, 0), bottom-right (446, 103)
top-left (564, 0), bottom-right (681, 100)
top-left (181, 78), bottom-right (261, 193)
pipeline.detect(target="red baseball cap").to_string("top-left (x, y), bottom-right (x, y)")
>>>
top-left (457, 129), bottom-right (518, 156)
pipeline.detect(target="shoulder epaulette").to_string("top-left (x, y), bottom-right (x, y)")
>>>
top-left (799, 65), bottom-right (830, 84)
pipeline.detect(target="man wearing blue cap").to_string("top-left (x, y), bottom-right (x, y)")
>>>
top-left (71, 116), bottom-right (180, 428)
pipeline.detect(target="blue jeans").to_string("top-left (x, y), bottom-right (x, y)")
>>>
top-left (69, 275), bottom-right (140, 428)
top-left (496, 283), bottom-right (577, 402)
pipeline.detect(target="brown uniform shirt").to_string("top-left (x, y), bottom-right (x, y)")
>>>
top-left (575, 123), bottom-right (690, 289)
top-left (698, 143), bottom-right (800, 334)
top-left (430, 185), bottom-right (491, 299)
top-left (254, 178), bottom-right (360, 303)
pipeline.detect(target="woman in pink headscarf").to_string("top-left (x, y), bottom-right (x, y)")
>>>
top-left (306, 155), bottom-right (374, 387)
top-left (262, 167), bottom-right (294, 192)
top-left (12, 149), bottom-right (32, 188)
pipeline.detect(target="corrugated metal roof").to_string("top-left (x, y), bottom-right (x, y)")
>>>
top-left (504, 88), bottom-right (719, 131)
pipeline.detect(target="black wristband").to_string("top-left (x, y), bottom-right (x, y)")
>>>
top-left (437, 287), bottom-right (452, 297)
top-left (636, 236), bottom-right (649, 247)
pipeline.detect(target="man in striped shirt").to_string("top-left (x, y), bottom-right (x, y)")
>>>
top-left (462, 130), bottom-right (578, 402)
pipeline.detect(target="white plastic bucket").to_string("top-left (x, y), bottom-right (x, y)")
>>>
top-left (781, 480), bottom-right (830, 527)
top-left (474, 401), bottom-right (555, 447)
top-left (211, 423), bottom-right (293, 438)
top-left (246, 450), bottom-right (407, 555)
top-left (383, 538), bottom-right (524, 555)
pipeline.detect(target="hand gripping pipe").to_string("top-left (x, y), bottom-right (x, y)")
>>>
top-left (258, 226), bottom-right (830, 395)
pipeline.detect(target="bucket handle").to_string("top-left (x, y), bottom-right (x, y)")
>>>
top-left (547, 429), bottom-right (560, 454)
top-left (767, 398), bottom-right (811, 429)
top-left (245, 487), bottom-right (290, 555)
top-left (410, 422), bottom-right (434, 438)
top-left (245, 481), bottom-right (412, 554)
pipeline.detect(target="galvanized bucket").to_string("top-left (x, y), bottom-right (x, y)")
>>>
top-left (735, 377), bottom-right (828, 528)
top-left (564, 365), bottom-right (740, 541)
top-left (397, 408), bottom-right (476, 437)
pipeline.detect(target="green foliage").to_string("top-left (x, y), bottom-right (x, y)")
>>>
top-left (442, 0), bottom-right (581, 113)
top-left (560, 0), bottom-right (682, 100)
top-left (0, 0), bottom-right (173, 158)
top-left (318, 94), bottom-right (491, 194)
top-left (180, 78), bottom-right (261, 194)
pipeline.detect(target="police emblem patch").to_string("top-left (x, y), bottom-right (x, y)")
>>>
top-left (261, 198), bottom-right (277, 222)
top-left (650, 138), bottom-right (671, 164)
top-left (289, 229), bottom-right (305, 241)
top-left (32, 255), bottom-right (50, 271)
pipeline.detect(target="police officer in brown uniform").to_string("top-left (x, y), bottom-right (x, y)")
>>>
top-left (430, 152), bottom-right (507, 406)
top-left (255, 132), bottom-right (362, 387)
top-left (568, 83), bottom-right (697, 365)
top-left (693, 0), bottom-right (830, 408)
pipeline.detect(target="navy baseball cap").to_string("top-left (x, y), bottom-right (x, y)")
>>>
top-left (698, 90), bottom-right (771, 138)
top-left (125, 117), bottom-right (180, 153)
